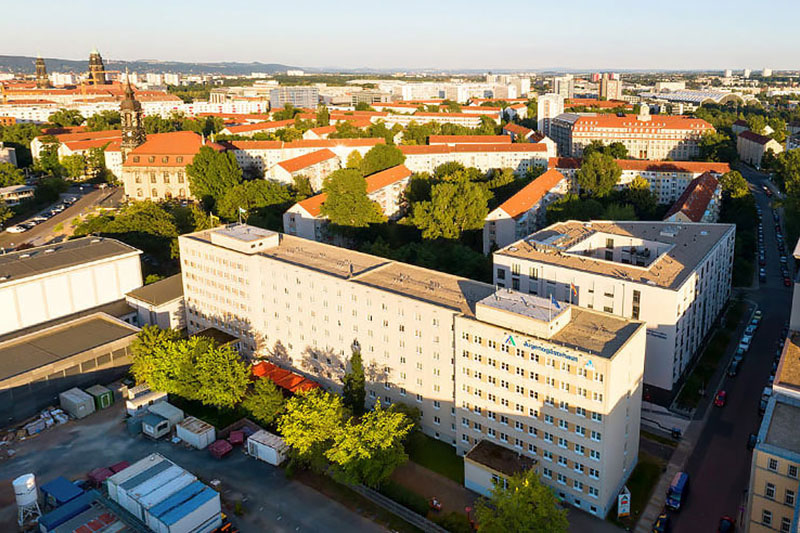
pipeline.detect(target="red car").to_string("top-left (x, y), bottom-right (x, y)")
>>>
top-left (718, 515), bottom-right (736, 532)
top-left (785, 278), bottom-right (793, 287)
top-left (715, 391), bottom-right (727, 407)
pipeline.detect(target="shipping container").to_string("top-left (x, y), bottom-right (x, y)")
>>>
top-left (142, 413), bottom-right (170, 440)
top-left (107, 454), bottom-right (167, 502)
top-left (37, 491), bottom-right (94, 532)
top-left (87, 467), bottom-right (113, 488)
top-left (150, 486), bottom-right (222, 533)
top-left (138, 471), bottom-right (197, 513)
top-left (126, 390), bottom-right (168, 416)
top-left (85, 384), bottom-right (114, 410)
top-left (59, 388), bottom-right (95, 419)
top-left (119, 464), bottom-right (185, 521)
top-left (145, 481), bottom-right (206, 532)
top-left (176, 417), bottom-right (216, 450)
top-left (208, 440), bottom-right (233, 459)
top-left (127, 412), bottom-right (146, 436)
top-left (246, 430), bottom-right (288, 466)
top-left (148, 402), bottom-right (185, 428)
top-left (40, 476), bottom-right (83, 508)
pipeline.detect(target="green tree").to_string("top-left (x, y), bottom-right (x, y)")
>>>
top-left (316, 106), bottom-right (330, 127)
top-left (186, 146), bottom-right (243, 206)
top-left (360, 144), bottom-right (405, 177)
top-left (747, 115), bottom-right (767, 135)
top-left (354, 102), bottom-right (375, 112)
top-left (35, 136), bottom-right (64, 177)
top-left (699, 131), bottom-right (737, 162)
top-left (34, 177), bottom-right (69, 203)
top-left (719, 170), bottom-right (750, 198)
top-left (474, 469), bottom-right (568, 533)
top-left (278, 389), bottom-right (348, 471)
top-left (320, 169), bottom-right (386, 228)
top-left (292, 175), bottom-right (314, 199)
top-left (546, 194), bottom-right (604, 224)
top-left (48, 108), bottom-right (85, 127)
top-left (775, 149), bottom-right (800, 196)
top-left (603, 203), bottom-right (637, 220)
top-left (243, 378), bottom-right (285, 426)
top-left (217, 180), bottom-right (293, 221)
top-left (442, 99), bottom-right (462, 112)
top-left (346, 150), bottom-right (363, 170)
top-left (581, 140), bottom-right (606, 158)
top-left (576, 152), bottom-right (621, 197)
top-left (411, 178), bottom-right (491, 239)
top-left (0, 123), bottom-right (42, 167)
top-left (85, 110), bottom-right (121, 131)
top-left (61, 153), bottom-right (87, 179)
top-left (0, 161), bottom-right (25, 187)
top-left (129, 325), bottom-right (182, 386)
top-left (625, 176), bottom-right (658, 217)
top-left (607, 142), bottom-right (628, 159)
top-left (326, 403), bottom-right (412, 487)
top-left (0, 200), bottom-right (12, 226)
top-left (193, 343), bottom-right (250, 409)
top-left (272, 103), bottom-right (301, 121)
top-left (403, 172), bottom-right (433, 205)
top-left (144, 115), bottom-right (179, 134)
top-left (342, 348), bottom-right (366, 416)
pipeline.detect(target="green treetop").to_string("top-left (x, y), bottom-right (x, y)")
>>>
top-left (186, 146), bottom-right (243, 207)
top-left (320, 169), bottom-right (386, 228)
top-left (411, 178), bottom-right (491, 239)
top-left (575, 152), bottom-right (621, 197)
top-left (359, 144), bottom-right (405, 177)
top-left (342, 347), bottom-right (366, 416)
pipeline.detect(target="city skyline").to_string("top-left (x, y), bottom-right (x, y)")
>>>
top-left (2, 0), bottom-right (798, 71)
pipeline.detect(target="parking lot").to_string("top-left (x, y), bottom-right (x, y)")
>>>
top-left (0, 403), bottom-right (385, 532)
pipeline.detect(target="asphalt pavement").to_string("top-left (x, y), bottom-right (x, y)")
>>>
top-left (665, 165), bottom-right (793, 532)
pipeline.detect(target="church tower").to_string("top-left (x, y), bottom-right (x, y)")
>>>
top-left (88, 48), bottom-right (108, 85)
top-left (120, 73), bottom-right (145, 161)
top-left (35, 55), bottom-right (50, 89)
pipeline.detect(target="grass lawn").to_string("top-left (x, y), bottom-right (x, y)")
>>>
top-left (169, 396), bottom-right (249, 429)
top-left (641, 430), bottom-right (678, 449)
top-left (406, 432), bottom-right (464, 484)
top-left (609, 451), bottom-right (666, 528)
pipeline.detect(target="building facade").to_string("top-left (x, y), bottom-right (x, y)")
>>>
top-left (269, 87), bottom-right (319, 109)
top-left (178, 224), bottom-right (646, 517)
top-left (738, 130), bottom-right (784, 169)
top-left (492, 221), bottom-right (735, 392)
top-left (537, 94), bottom-right (565, 137)
top-left (663, 172), bottom-right (722, 224)
top-left (400, 143), bottom-right (551, 176)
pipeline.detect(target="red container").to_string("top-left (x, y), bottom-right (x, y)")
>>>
top-left (228, 430), bottom-right (244, 446)
top-left (209, 439), bottom-right (233, 459)
top-left (109, 461), bottom-right (130, 473)
top-left (87, 467), bottom-right (114, 487)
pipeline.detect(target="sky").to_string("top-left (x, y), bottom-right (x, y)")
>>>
top-left (1, 0), bottom-right (798, 71)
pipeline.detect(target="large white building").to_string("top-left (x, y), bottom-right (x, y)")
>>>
top-left (492, 221), bottom-right (735, 392)
top-left (0, 237), bottom-right (143, 336)
top-left (537, 94), bottom-right (565, 137)
top-left (400, 143), bottom-right (553, 176)
top-left (178, 224), bottom-right (646, 517)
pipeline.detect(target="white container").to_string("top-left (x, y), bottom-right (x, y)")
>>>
top-left (107, 454), bottom-right (166, 502)
top-left (126, 390), bottom-right (168, 416)
top-left (176, 417), bottom-right (216, 450)
top-left (12, 474), bottom-right (37, 507)
top-left (122, 465), bottom-right (185, 520)
top-left (148, 402), bottom-right (185, 429)
top-left (59, 388), bottom-right (96, 419)
top-left (139, 471), bottom-right (197, 512)
top-left (150, 488), bottom-right (221, 533)
top-left (247, 430), bottom-right (288, 466)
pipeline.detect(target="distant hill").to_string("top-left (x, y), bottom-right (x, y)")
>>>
top-left (0, 55), bottom-right (301, 76)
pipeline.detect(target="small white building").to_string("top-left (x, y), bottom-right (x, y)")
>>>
top-left (737, 130), bottom-right (783, 168)
top-left (147, 401), bottom-right (184, 429)
top-left (483, 169), bottom-right (568, 254)
top-left (266, 148), bottom-right (341, 192)
top-left (464, 439), bottom-right (537, 497)
top-left (247, 430), bottom-right (289, 466)
top-left (0, 184), bottom-right (34, 206)
top-left (176, 417), bottom-right (216, 450)
top-left (125, 274), bottom-right (185, 330)
top-left (59, 387), bottom-right (96, 419)
top-left (663, 172), bottom-right (722, 224)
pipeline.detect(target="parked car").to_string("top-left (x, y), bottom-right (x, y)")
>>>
top-left (714, 391), bottom-right (727, 407)
top-left (666, 472), bottom-right (690, 511)
top-left (748, 433), bottom-right (758, 450)
top-left (785, 278), bottom-right (792, 287)
top-left (653, 512), bottom-right (670, 532)
top-left (759, 269), bottom-right (767, 282)
top-left (754, 310), bottom-right (763, 321)
top-left (5, 225), bottom-right (25, 233)
top-left (728, 360), bottom-right (740, 377)
top-left (739, 335), bottom-right (753, 351)
top-left (718, 516), bottom-right (735, 532)
top-left (745, 324), bottom-right (757, 336)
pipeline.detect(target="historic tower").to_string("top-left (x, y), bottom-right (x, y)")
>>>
top-left (88, 48), bottom-right (108, 85)
top-left (120, 73), bottom-right (145, 161)
top-left (35, 55), bottom-right (50, 89)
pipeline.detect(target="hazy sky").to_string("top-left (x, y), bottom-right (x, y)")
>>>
top-left (1, 0), bottom-right (798, 70)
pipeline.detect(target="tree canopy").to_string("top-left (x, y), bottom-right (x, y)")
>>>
top-left (575, 152), bottom-right (621, 197)
top-left (48, 109), bottom-right (85, 127)
top-left (0, 161), bottom-right (25, 188)
top-left (217, 179), bottom-right (293, 221)
top-left (186, 146), bottom-right (243, 206)
top-left (342, 348), bottom-right (366, 417)
top-left (86, 111), bottom-right (121, 132)
top-left (242, 378), bottom-right (285, 426)
top-left (719, 170), bottom-right (750, 199)
top-left (316, 106), bottom-right (330, 127)
top-left (360, 144), bottom-right (405, 177)
top-left (320, 169), bottom-right (386, 228)
top-left (474, 469), bottom-right (568, 533)
top-left (411, 178), bottom-right (490, 239)
top-left (278, 389), bottom-right (348, 471)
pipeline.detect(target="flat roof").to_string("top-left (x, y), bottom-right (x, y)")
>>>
top-left (551, 307), bottom-right (642, 359)
top-left (465, 439), bottom-right (536, 477)
top-left (215, 224), bottom-right (276, 242)
top-left (126, 274), bottom-right (184, 306)
top-left (477, 291), bottom-right (568, 323)
top-left (764, 396), bottom-right (800, 455)
top-left (0, 313), bottom-right (139, 383)
top-left (192, 327), bottom-right (239, 346)
top-left (495, 221), bottom-right (734, 290)
top-left (0, 237), bottom-right (140, 286)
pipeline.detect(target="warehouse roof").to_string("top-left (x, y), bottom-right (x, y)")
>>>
top-left (0, 237), bottom-right (140, 286)
top-left (0, 313), bottom-right (139, 383)
top-left (126, 274), bottom-right (184, 306)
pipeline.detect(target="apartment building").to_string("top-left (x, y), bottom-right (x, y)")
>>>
top-left (400, 143), bottom-right (552, 176)
top-left (492, 221), bottom-right (735, 392)
top-left (599, 74), bottom-right (623, 101)
top-left (552, 76), bottom-right (575, 100)
top-left (121, 131), bottom-right (225, 201)
top-left (663, 172), bottom-right (722, 224)
top-left (269, 87), bottom-right (319, 109)
top-left (549, 158), bottom-right (730, 205)
top-left (178, 224), bottom-right (645, 517)
top-left (0, 237), bottom-right (143, 336)
top-left (428, 135), bottom-right (511, 147)
top-left (283, 165), bottom-right (412, 242)
top-left (483, 169), bottom-right (569, 254)
top-left (220, 119), bottom-right (296, 137)
top-left (537, 94), bottom-right (565, 137)
top-left (0, 184), bottom-right (34, 206)
top-left (266, 148), bottom-right (341, 191)
top-left (383, 112), bottom-right (488, 129)
top-left (549, 108), bottom-right (713, 160)
top-left (738, 130), bottom-right (784, 169)
top-left (502, 123), bottom-right (536, 143)
top-left (0, 142), bottom-right (17, 166)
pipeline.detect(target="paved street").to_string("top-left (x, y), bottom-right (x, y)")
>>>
top-left (667, 166), bottom-right (793, 532)
top-left (0, 403), bottom-right (385, 532)
top-left (0, 186), bottom-right (122, 252)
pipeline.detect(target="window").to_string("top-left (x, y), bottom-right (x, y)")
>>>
top-left (632, 290), bottom-right (641, 320)
top-left (765, 482), bottom-right (776, 499)
top-left (542, 468), bottom-right (552, 479)
top-left (588, 487), bottom-right (599, 498)
top-left (785, 489), bottom-right (795, 506)
top-left (487, 427), bottom-right (496, 437)
top-left (589, 468), bottom-right (599, 480)
top-left (761, 510), bottom-right (772, 526)
top-left (782, 517), bottom-right (792, 533)
top-left (769, 458), bottom-right (779, 471)
top-left (590, 431), bottom-right (601, 442)
top-left (557, 473), bottom-right (567, 485)
top-left (576, 407), bottom-right (586, 417)
top-left (574, 480), bottom-right (584, 491)
top-left (590, 450), bottom-right (600, 461)
top-left (544, 432), bottom-right (553, 443)
top-left (789, 465), bottom-right (799, 479)
top-left (574, 463), bottom-right (584, 474)
top-left (575, 444), bottom-right (585, 455)
top-left (558, 438), bottom-right (568, 449)
top-left (543, 450), bottom-right (553, 461)
top-left (591, 412), bottom-right (602, 423)
top-left (497, 268), bottom-right (505, 280)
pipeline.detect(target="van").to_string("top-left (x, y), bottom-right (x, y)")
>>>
top-left (666, 472), bottom-right (689, 511)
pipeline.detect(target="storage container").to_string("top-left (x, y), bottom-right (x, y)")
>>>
top-left (176, 417), bottom-right (216, 450)
top-left (85, 384), bottom-right (114, 410)
top-left (59, 388), bottom-right (95, 419)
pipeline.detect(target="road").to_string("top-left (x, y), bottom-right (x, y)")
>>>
top-left (669, 165), bottom-right (792, 532)
top-left (0, 186), bottom-right (123, 252)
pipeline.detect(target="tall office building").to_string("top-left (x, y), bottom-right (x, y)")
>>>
top-left (744, 69), bottom-right (752, 78)
top-left (599, 73), bottom-right (622, 101)
top-left (552, 75), bottom-right (575, 100)
top-left (179, 224), bottom-right (646, 517)
top-left (269, 87), bottom-right (320, 109)
top-left (537, 93), bottom-right (565, 137)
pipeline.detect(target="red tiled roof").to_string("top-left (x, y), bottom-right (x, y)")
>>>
top-left (413, 112), bottom-right (484, 118)
top-left (664, 172), bottom-right (720, 222)
top-left (496, 169), bottom-right (566, 218)
top-left (566, 98), bottom-right (630, 109)
top-left (615, 160), bottom-right (730, 173)
top-left (251, 361), bottom-right (320, 394)
top-left (40, 126), bottom-right (87, 135)
top-left (223, 138), bottom-right (385, 151)
top-left (38, 129), bottom-right (121, 143)
top-left (739, 130), bottom-right (773, 145)
top-left (400, 143), bottom-right (547, 155)
top-left (296, 164), bottom-right (412, 217)
top-left (549, 157), bottom-right (582, 169)
top-left (502, 123), bottom-right (534, 136)
top-left (278, 148), bottom-right (337, 173)
top-left (124, 131), bottom-right (222, 167)
top-left (224, 119), bottom-right (295, 133)
top-left (428, 135), bottom-right (511, 145)
top-left (197, 112), bottom-right (271, 121)
top-left (63, 138), bottom-right (118, 152)
top-left (308, 125), bottom-right (337, 135)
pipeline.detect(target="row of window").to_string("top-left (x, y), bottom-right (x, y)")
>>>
top-left (759, 509), bottom-right (792, 532)
top-left (134, 171), bottom-right (185, 184)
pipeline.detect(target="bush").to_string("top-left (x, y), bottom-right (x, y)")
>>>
top-left (378, 480), bottom-right (429, 516)
top-left (432, 512), bottom-right (472, 533)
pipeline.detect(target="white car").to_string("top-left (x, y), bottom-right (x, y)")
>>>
top-left (5, 225), bottom-right (26, 233)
